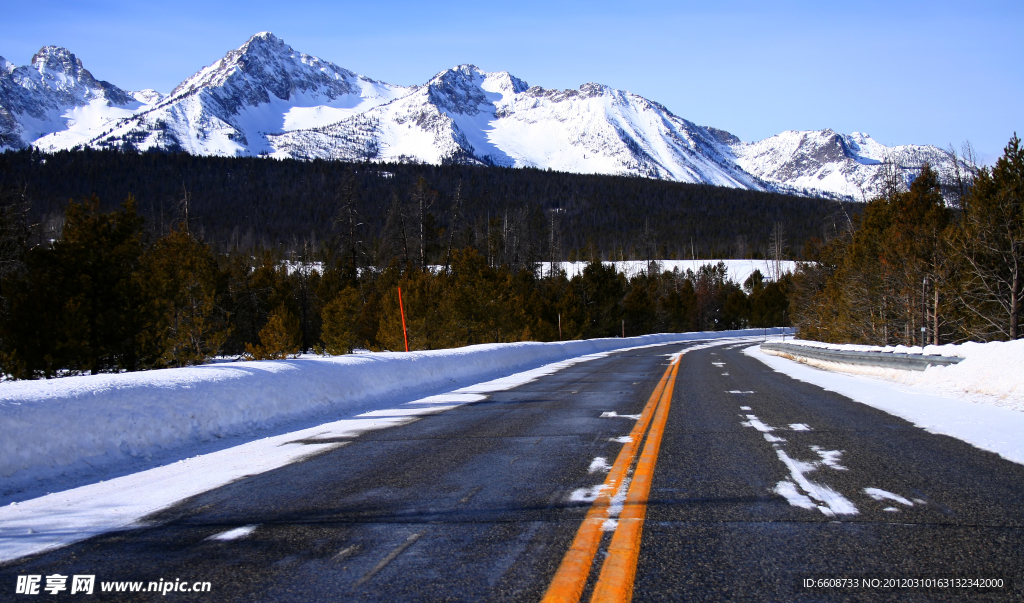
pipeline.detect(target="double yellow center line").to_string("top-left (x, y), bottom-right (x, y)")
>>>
top-left (542, 355), bottom-right (682, 603)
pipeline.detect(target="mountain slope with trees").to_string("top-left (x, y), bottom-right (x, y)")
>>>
top-left (790, 134), bottom-right (1022, 345)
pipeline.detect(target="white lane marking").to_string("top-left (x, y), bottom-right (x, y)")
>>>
top-left (610, 435), bottom-right (633, 444)
top-left (334, 544), bottom-right (361, 562)
top-left (773, 480), bottom-right (817, 510)
top-left (712, 362), bottom-right (726, 367)
top-left (741, 414), bottom-right (786, 442)
top-left (883, 507), bottom-right (900, 512)
top-left (865, 488), bottom-right (914, 507)
top-left (728, 390), bottom-right (755, 394)
top-left (740, 406), bottom-right (752, 411)
top-left (208, 525), bottom-right (258, 541)
top-left (811, 445), bottom-right (847, 470)
top-left (773, 446), bottom-right (858, 516)
top-left (588, 457), bottom-right (611, 474)
top-left (600, 411), bottom-right (642, 420)
top-left (355, 532), bottom-right (422, 587)
top-left (789, 423), bottom-right (811, 431)
top-left (722, 372), bottom-right (730, 376)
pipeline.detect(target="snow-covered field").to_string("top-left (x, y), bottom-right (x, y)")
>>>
top-left (0, 332), bottom-right (766, 562)
top-left (763, 338), bottom-right (1024, 412)
top-left (749, 340), bottom-right (1024, 467)
top-left (538, 259), bottom-right (797, 283)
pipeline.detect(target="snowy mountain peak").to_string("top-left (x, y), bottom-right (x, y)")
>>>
top-left (169, 32), bottom-right (367, 107)
top-left (19, 45), bottom-right (130, 104)
top-left (730, 128), bottom-right (955, 199)
top-left (80, 33), bottom-right (410, 157)
top-left (578, 82), bottom-right (610, 98)
top-left (235, 31), bottom-right (298, 63)
top-left (30, 46), bottom-right (82, 74)
top-left (248, 31), bottom-right (277, 42)
top-left (0, 44), bottom-right (139, 150)
top-left (427, 65), bottom-right (528, 95)
top-left (2, 32), bottom-right (960, 200)
top-left (482, 70), bottom-right (529, 95)
top-left (705, 127), bottom-right (741, 146)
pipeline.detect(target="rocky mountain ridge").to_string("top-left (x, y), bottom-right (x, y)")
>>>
top-left (1, 33), bottom-right (959, 201)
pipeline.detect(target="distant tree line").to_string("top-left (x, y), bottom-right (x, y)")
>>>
top-left (790, 135), bottom-right (1023, 344)
top-left (0, 147), bottom-right (855, 263)
top-left (0, 190), bottom-right (790, 379)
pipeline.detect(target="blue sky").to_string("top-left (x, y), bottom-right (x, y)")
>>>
top-left (3, 0), bottom-right (1021, 160)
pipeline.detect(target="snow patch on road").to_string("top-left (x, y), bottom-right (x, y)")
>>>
top-left (600, 411), bottom-right (641, 420)
top-left (588, 457), bottom-right (611, 474)
top-left (811, 446), bottom-right (847, 470)
top-left (774, 446), bottom-right (858, 517)
top-left (208, 525), bottom-right (259, 541)
top-left (570, 484), bottom-right (609, 503)
top-left (744, 413), bottom-right (857, 516)
top-left (773, 480), bottom-right (817, 511)
top-left (603, 475), bottom-right (631, 531)
top-left (864, 488), bottom-right (914, 507)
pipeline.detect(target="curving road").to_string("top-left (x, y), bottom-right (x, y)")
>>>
top-left (2, 341), bottom-right (1022, 601)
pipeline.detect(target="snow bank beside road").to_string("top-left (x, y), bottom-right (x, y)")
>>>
top-left (768, 338), bottom-right (1024, 412)
top-left (747, 345), bottom-right (1024, 465)
top-left (1, 330), bottom-right (780, 496)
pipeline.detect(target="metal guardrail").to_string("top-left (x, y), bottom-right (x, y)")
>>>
top-left (760, 342), bottom-right (963, 372)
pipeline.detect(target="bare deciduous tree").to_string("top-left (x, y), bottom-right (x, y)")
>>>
top-left (954, 135), bottom-right (1024, 340)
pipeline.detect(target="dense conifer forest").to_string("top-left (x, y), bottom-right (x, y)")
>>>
top-left (1, 136), bottom-right (1019, 380)
top-left (0, 148), bottom-right (815, 378)
top-left (0, 148), bottom-right (852, 260)
top-left (790, 135), bottom-right (1023, 346)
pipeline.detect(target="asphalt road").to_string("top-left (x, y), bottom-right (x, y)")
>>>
top-left (2, 340), bottom-right (1022, 602)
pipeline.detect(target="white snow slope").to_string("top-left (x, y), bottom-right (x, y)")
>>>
top-left (0, 330), bottom-right (778, 501)
top-left (2, 33), bottom-right (961, 200)
top-left (270, 64), bottom-right (761, 189)
top-left (761, 338), bottom-right (1024, 412)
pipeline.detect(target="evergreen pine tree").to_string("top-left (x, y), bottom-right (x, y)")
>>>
top-left (321, 287), bottom-right (362, 354)
top-left (146, 225), bottom-right (228, 366)
top-left (245, 305), bottom-right (301, 360)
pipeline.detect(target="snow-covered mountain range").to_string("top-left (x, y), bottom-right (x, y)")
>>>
top-left (1, 32), bottom-right (958, 200)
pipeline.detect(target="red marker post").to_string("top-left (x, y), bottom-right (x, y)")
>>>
top-left (398, 286), bottom-right (410, 352)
